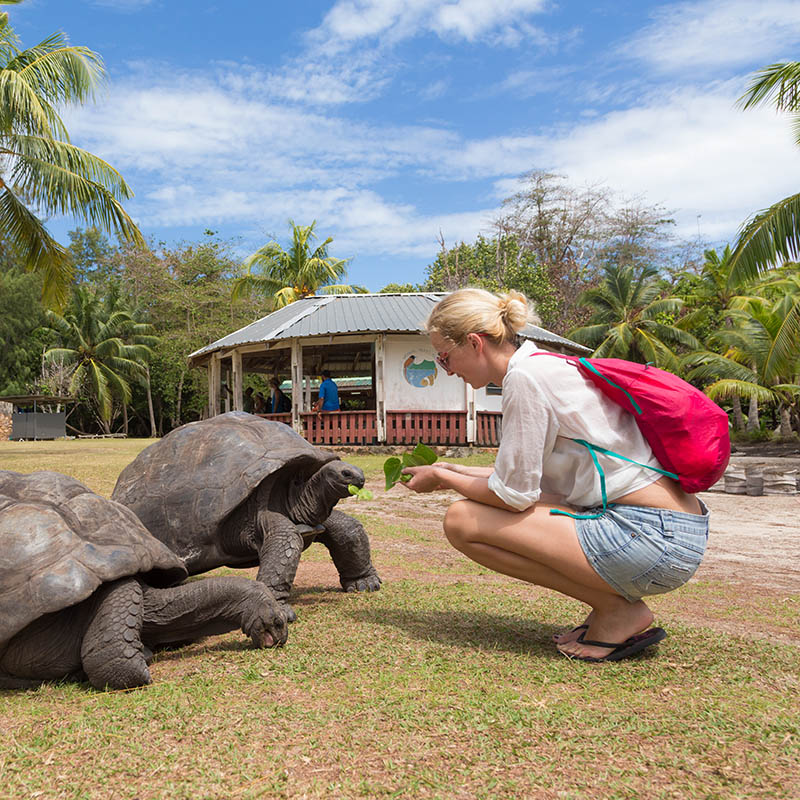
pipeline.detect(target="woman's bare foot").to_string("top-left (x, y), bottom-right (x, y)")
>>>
top-left (557, 600), bottom-right (654, 661)
top-left (552, 611), bottom-right (594, 645)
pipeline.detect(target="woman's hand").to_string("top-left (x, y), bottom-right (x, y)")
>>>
top-left (400, 465), bottom-right (444, 493)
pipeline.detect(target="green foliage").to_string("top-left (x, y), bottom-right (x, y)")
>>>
top-left (68, 226), bottom-right (117, 287)
top-left (41, 286), bottom-right (156, 430)
top-left (420, 234), bottom-right (559, 328)
top-left (113, 234), bottom-right (261, 432)
top-left (379, 282), bottom-right (421, 292)
top-left (0, 12), bottom-right (143, 309)
top-left (569, 264), bottom-right (700, 371)
top-left (0, 263), bottom-right (49, 394)
top-left (384, 442), bottom-right (438, 490)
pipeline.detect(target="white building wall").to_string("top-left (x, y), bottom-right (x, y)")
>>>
top-left (384, 335), bottom-right (465, 410)
top-left (475, 386), bottom-right (503, 413)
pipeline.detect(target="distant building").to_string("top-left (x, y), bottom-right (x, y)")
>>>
top-left (188, 293), bottom-right (588, 446)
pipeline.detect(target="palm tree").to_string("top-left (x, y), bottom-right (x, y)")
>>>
top-left (0, 5), bottom-right (143, 309)
top-left (232, 220), bottom-right (352, 308)
top-left (682, 295), bottom-right (800, 437)
top-left (569, 263), bottom-right (701, 371)
top-left (678, 246), bottom-right (751, 429)
top-left (42, 286), bottom-right (156, 432)
top-left (729, 61), bottom-right (800, 285)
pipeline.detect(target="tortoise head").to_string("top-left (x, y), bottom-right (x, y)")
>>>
top-left (287, 460), bottom-right (364, 525)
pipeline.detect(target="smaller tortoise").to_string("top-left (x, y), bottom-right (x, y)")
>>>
top-left (0, 470), bottom-right (288, 691)
top-left (113, 412), bottom-right (381, 621)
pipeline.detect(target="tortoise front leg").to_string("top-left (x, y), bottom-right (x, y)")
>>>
top-left (80, 578), bottom-right (151, 690)
top-left (141, 576), bottom-right (288, 649)
top-left (255, 510), bottom-right (305, 623)
top-left (317, 509), bottom-right (381, 593)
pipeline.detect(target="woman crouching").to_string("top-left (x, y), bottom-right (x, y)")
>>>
top-left (401, 288), bottom-right (709, 662)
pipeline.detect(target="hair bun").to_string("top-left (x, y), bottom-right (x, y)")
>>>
top-left (498, 291), bottom-right (532, 331)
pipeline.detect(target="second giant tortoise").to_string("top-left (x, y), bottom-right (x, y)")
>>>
top-left (113, 412), bottom-right (381, 621)
top-left (0, 470), bottom-right (287, 691)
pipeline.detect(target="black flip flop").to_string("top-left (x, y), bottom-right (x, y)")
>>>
top-left (561, 627), bottom-right (667, 663)
top-left (551, 624), bottom-right (588, 643)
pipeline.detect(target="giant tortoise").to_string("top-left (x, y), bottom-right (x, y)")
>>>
top-left (112, 412), bottom-right (381, 621)
top-left (0, 470), bottom-right (288, 690)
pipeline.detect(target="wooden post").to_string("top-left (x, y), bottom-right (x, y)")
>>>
top-left (291, 338), bottom-right (303, 433)
top-left (232, 350), bottom-right (243, 411)
top-left (208, 354), bottom-right (221, 418)
top-left (224, 366), bottom-right (231, 413)
top-left (465, 382), bottom-right (476, 444)
top-left (375, 334), bottom-right (386, 443)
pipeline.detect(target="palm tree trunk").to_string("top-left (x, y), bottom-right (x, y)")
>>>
top-left (732, 396), bottom-right (746, 432)
top-left (746, 395), bottom-right (760, 433)
top-left (122, 402), bottom-right (129, 436)
top-left (145, 365), bottom-right (157, 437)
top-left (174, 369), bottom-right (185, 428)
top-left (779, 404), bottom-right (793, 438)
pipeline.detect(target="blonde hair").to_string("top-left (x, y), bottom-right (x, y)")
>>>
top-left (426, 288), bottom-right (538, 345)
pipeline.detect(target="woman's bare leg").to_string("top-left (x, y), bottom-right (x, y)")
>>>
top-left (443, 500), bottom-right (654, 660)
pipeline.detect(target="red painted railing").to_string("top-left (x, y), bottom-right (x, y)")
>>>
top-left (257, 410), bottom-right (500, 446)
top-left (385, 410), bottom-right (467, 445)
top-left (476, 411), bottom-right (502, 446)
top-left (257, 413), bottom-right (292, 424)
top-left (300, 411), bottom-right (378, 445)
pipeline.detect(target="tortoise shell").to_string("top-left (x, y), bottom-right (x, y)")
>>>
top-left (112, 412), bottom-right (339, 544)
top-left (0, 470), bottom-right (187, 646)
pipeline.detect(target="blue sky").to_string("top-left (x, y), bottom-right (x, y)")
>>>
top-left (10, 0), bottom-right (800, 290)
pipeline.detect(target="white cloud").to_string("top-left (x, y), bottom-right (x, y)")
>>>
top-left (310, 0), bottom-right (550, 51)
top-left (63, 61), bottom-right (800, 283)
top-left (628, 0), bottom-right (800, 74)
top-left (502, 82), bottom-right (800, 241)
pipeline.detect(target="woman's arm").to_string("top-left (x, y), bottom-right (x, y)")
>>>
top-left (401, 465), bottom-right (518, 511)
top-left (436, 462), bottom-right (495, 477)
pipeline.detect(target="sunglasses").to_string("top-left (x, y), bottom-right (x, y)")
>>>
top-left (435, 333), bottom-right (487, 374)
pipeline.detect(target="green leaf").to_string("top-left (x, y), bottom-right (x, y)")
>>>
top-left (384, 443), bottom-right (438, 490)
top-left (348, 484), bottom-right (374, 501)
top-left (384, 457), bottom-right (403, 490)
top-left (412, 442), bottom-right (438, 465)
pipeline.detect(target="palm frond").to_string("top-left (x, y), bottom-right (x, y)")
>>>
top-left (0, 185), bottom-right (73, 308)
top-left (317, 283), bottom-right (354, 295)
top-left (737, 61), bottom-right (800, 112)
top-left (704, 378), bottom-right (777, 405)
top-left (6, 137), bottom-right (142, 245)
top-left (728, 192), bottom-right (800, 285)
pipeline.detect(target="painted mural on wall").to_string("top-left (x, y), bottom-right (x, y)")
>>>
top-left (402, 351), bottom-right (438, 388)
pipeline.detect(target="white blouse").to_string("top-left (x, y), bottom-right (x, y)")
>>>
top-left (487, 340), bottom-right (663, 510)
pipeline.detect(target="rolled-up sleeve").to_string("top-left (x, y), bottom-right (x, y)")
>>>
top-left (487, 368), bottom-right (559, 511)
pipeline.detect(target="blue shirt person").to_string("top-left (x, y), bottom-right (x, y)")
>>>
top-left (313, 371), bottom-right (340, 411)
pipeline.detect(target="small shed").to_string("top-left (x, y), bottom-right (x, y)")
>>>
top-left (188, 293), bottom-right (589, 446)
top-left (0, 395), bottom-right (74, 441)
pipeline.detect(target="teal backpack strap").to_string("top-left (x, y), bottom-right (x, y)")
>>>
top-left (550, 439), bottom-right (609, 520)
top-left (578, 358), bottom-right (643, 415)
top-left (578, 441), bottom-right (678, 480)
top-left (548, 439), bottom-right (678, 520)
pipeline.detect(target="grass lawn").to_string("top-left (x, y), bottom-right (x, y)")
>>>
top-left (0, 440), bottom-right (798, 799)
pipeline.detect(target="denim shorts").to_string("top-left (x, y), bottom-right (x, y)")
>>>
top-left (574, 501), bottom-right (709, 603)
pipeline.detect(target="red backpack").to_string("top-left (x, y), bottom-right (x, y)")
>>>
top-left (530, 353), bottom-right (730, 515)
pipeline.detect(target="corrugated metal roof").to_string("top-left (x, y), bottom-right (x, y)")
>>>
top-left (189, 293), bottom-right (588, 361)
